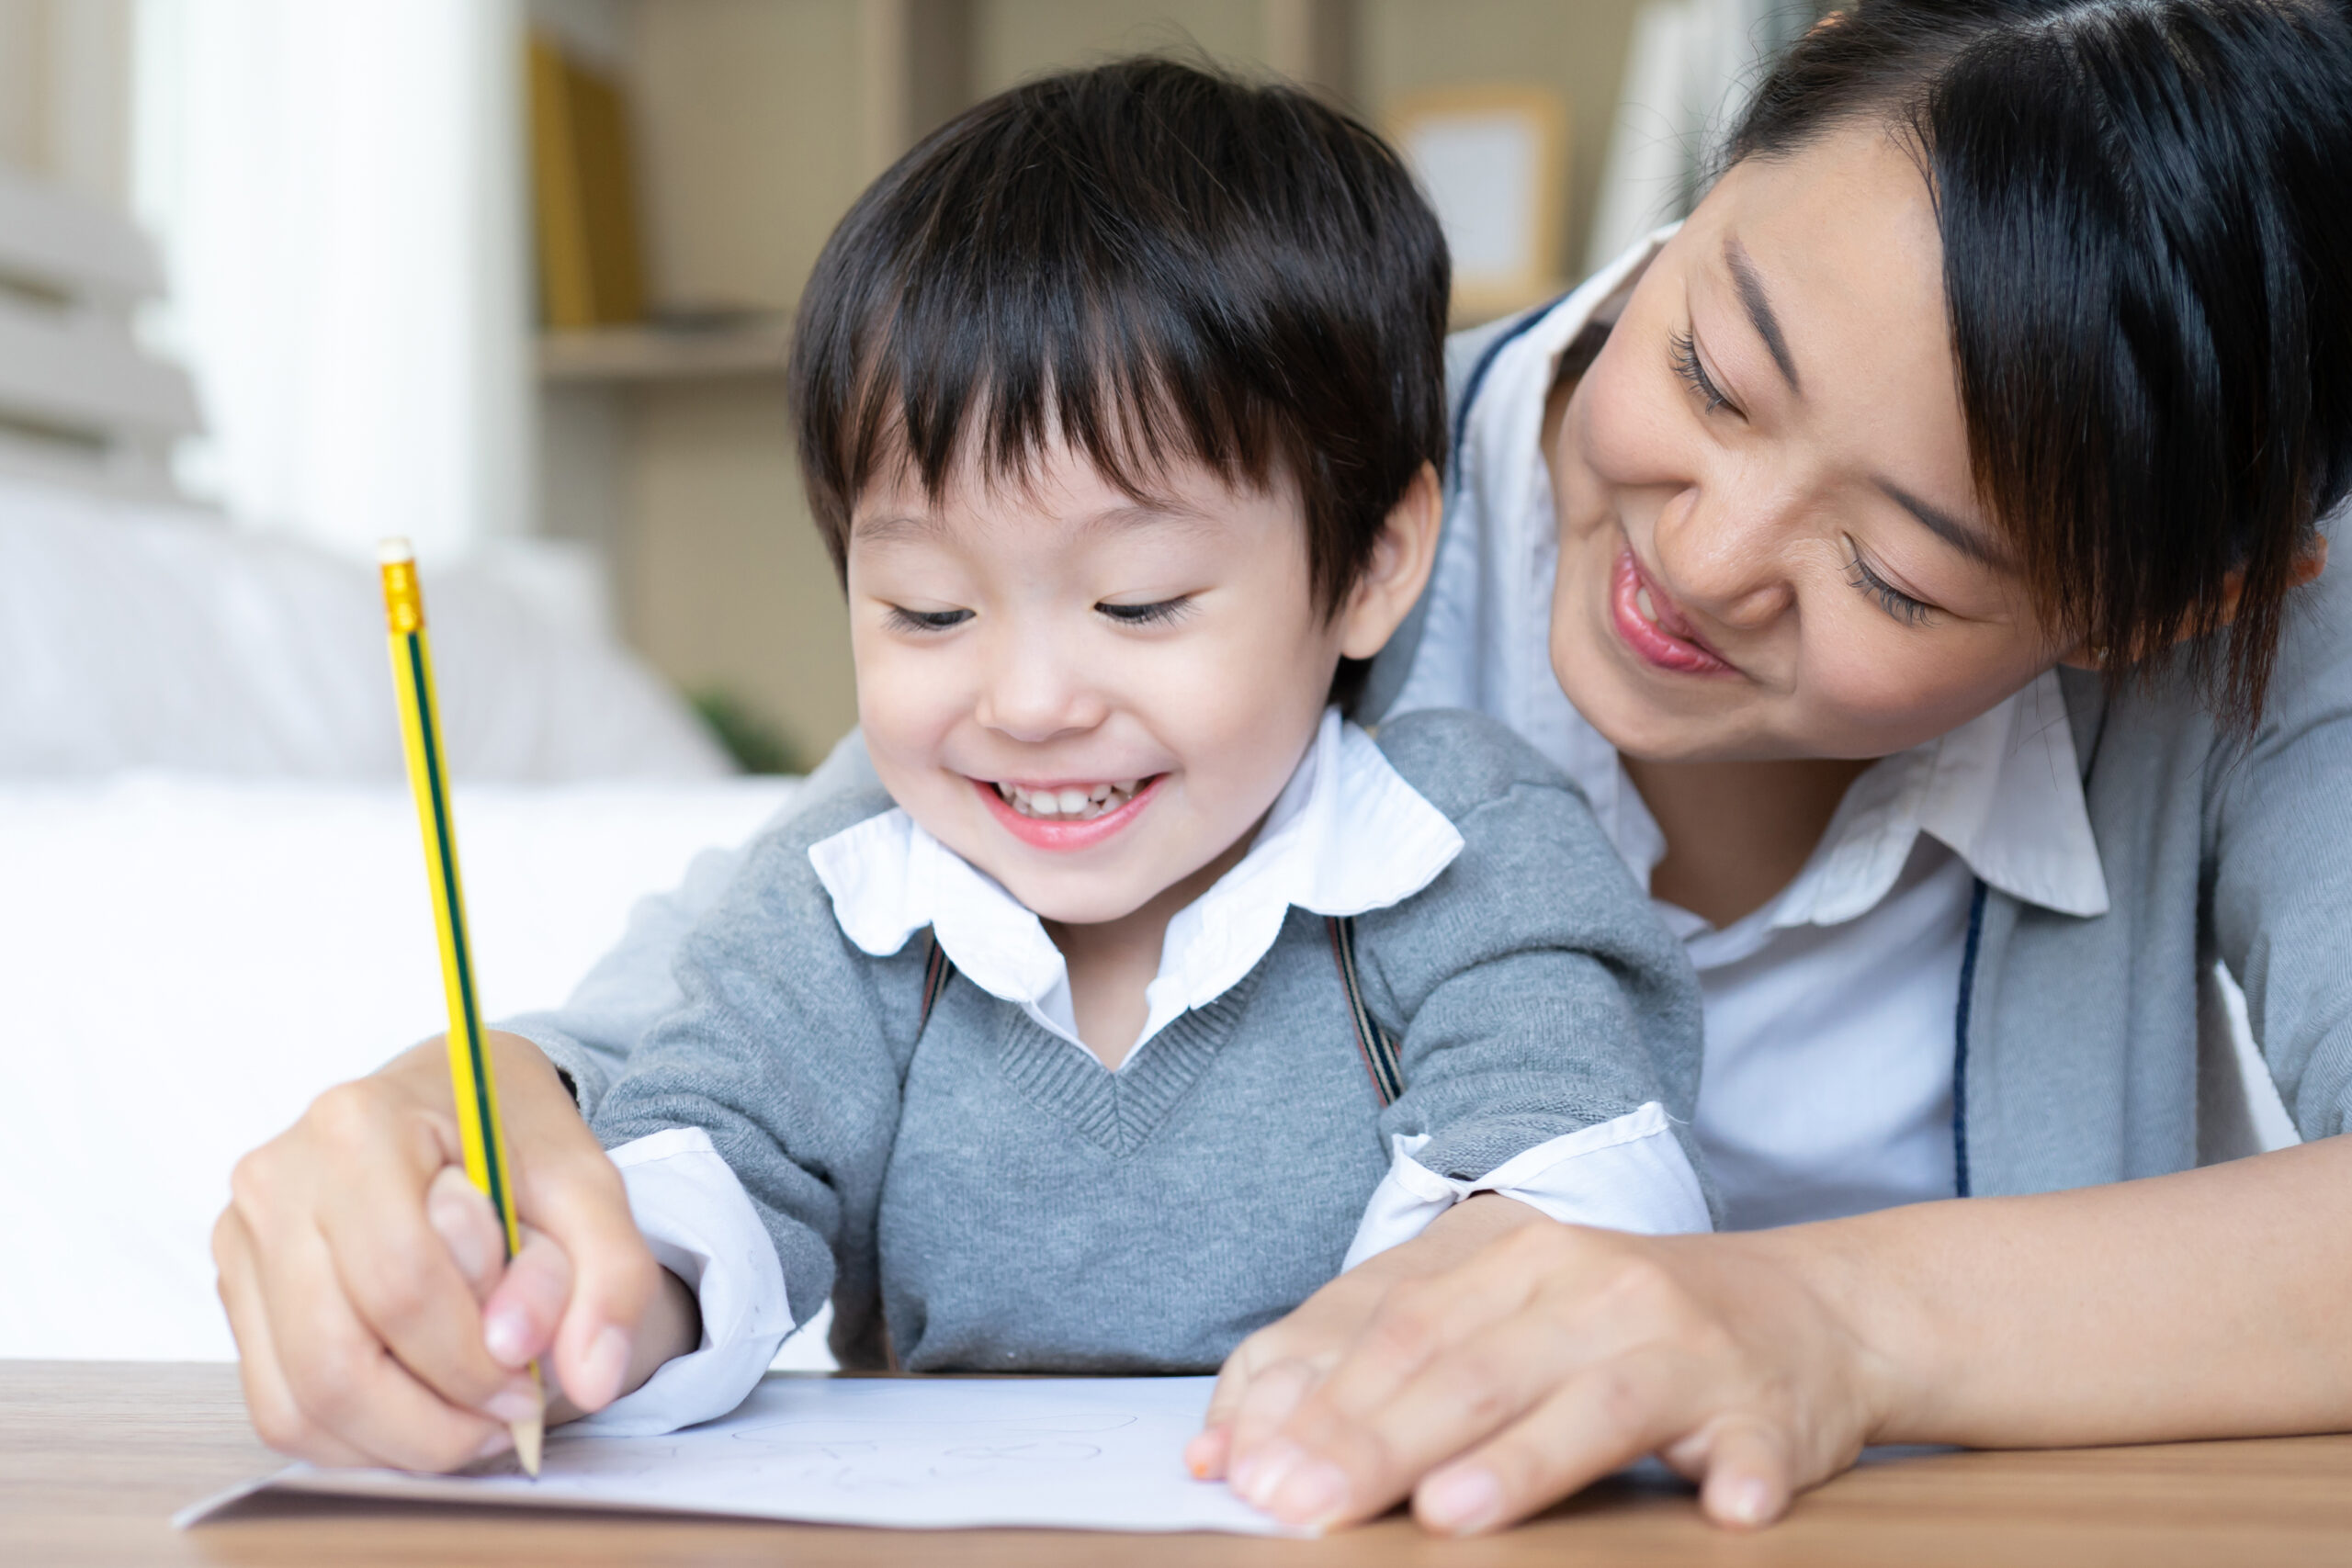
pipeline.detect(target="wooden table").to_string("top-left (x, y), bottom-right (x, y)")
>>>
top-left (8, 1361), bottom-right (2352, 1567)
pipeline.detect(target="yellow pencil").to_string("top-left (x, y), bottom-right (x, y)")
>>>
top-left (378, 537), bottom-right (544, 1477)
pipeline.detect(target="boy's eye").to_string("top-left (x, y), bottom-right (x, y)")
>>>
top-left (1095, 597), bottom-right (1193, 628)
top-left (885, 605), bottom-right (973, 633)
top-left (1668, 329), bottom-right (1741, 418)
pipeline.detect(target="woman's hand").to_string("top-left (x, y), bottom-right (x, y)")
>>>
top-left (1199, 1219), bottom-right (1888, 1535)
top-left (210, 1032), bottom-right (664, 1470)
top-left (1199, 1138), bottom-right (2352, 1536)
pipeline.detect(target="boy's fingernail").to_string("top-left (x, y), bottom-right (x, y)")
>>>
top-left (577, 1325), bottom-right (630, 1406)
top-left (1272, 1461), bottom-right (1349, 1524)
top-left (486, 1384), bottom-right (543, 1425)
top-left (471, 1427), bottom-right (513, 1462)
top-left (428, 1193), bottom-right (496, 1284)
top-left (1236, 1440), bottom-right (1303, 1507)
top-left (482, 1308), bottom-right (532, 1368)
top-left (1420, 1467), bottom-right (1503, 1535)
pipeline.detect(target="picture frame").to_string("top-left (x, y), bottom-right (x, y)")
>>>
top-left (1387, 84), bottom-right (1572, 324)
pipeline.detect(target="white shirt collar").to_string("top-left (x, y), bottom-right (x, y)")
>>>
top-left (1400, 224), bottom-right (2108, 930)
top-left (805, 708), bottom-right (1465, 1061)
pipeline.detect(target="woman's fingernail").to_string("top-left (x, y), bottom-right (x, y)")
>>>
top-left (482, 1307), bottom-right (532, 1368)
top-left (577, 1325), bottom-right (630, 1406)
top-left (1272, 1460), bottom-right (1350, 1525)
top-left (1720, 1475), bottom-right (1775, 1527)
top-left (1420, 1466), bottom-right (1504, 1535)
top-left (1236, 1440), bottom-right (1303, 1507)
top-left (486, 1384), bottom-right (542, 1425)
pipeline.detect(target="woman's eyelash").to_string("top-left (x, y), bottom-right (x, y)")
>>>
top-left (886, 606), bottom-right (973, 633)
top-left (1845, 548), bottom-right (1936, 626)
top-left (1096, 597), bottom-right (1193, 627)
top-left (1668, 330), bottom-right (1737, 415)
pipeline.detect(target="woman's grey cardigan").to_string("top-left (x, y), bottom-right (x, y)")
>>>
top-left (509, 321), bottom-right (2352, 1204)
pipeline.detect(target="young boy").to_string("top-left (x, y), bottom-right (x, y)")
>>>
top-left (575, 59), bottom-right (1711, 1435)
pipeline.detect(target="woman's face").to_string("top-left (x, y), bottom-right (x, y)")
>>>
top-left (1550, 123), bottom-right (2068, 763)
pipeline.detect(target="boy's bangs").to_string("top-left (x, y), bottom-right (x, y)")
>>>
top-left (839, 288), bottom-right (1284, 530)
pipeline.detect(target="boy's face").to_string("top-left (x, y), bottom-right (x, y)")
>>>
top-left (844, 445), bottom-right (1350, 926)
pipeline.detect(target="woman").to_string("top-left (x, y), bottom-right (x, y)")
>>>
top-left (212, 0), bottom-right (2352, 1534)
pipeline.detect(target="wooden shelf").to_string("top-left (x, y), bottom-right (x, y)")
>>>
top-left (537, 318), bottom-right (791, 385)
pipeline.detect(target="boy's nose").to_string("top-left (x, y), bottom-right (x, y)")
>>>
top-left (973, 635), bottom-right (1110, 743)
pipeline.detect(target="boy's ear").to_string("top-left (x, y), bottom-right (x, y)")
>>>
top-left (1338, 463), bottom-right (1443, 661)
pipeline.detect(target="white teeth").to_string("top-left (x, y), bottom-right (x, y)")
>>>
top-left (1635, 586), bottom-right (1657, 625)
top-left (993, 777), bottom-right (1146, 823)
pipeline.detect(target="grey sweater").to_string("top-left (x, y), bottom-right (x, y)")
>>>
top-left (587, 710), bottom-right (1702, 1372)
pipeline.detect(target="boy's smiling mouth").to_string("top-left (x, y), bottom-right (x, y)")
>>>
top-left (993, 778), bottom-right (1146, 820)
top-left (972, 774), bottom-right (1165, 849)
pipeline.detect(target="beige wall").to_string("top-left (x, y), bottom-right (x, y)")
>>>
top-left (970, 0), bottom-right (1264, 95)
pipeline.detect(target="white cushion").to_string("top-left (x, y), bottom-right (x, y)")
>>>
top-left (0, 475), bottom-right (730, 781)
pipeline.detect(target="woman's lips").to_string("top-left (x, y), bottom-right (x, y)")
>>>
top-left (1610, 548), bottom-right (1735, 674)
top-left (974, 773), bottom-right (1164, 852)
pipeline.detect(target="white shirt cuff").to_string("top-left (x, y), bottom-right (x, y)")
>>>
top-left (1341, 1101), bottom-right (1712, 1270)
top-left (569, 1127), bottom-right (796, 1436)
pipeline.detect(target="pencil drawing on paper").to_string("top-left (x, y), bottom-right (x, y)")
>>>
top-left (718, 1409), bottom-right (1137, 1491)
top-left (198, 1378), bottom-right (1286, 1535)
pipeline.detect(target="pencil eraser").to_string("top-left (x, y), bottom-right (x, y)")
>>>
top-left (378, 536), bottom-right (416, 564)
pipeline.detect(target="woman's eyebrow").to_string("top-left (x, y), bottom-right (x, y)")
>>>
top-left (1876, 478), bottom-right (2009, 569)
top-left (1724, 238), bottom-right (1802, 394)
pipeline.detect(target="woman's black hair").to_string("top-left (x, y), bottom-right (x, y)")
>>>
top-left (1729, 0), bottom-right (2352, 721)
top-left (788, 58), bottom-right (1450, 707)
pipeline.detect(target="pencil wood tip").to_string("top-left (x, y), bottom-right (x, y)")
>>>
top-left (377, 536), bottom-right (415, 565)
top-left (513, 1414), bottom-right (544, 1478)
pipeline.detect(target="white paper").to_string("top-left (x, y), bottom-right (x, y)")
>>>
top-left (176, 1376), bottom-right (1286, 1536)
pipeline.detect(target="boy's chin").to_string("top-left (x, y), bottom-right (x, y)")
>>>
top-left (1005, 878), bottom-right (1157, 930)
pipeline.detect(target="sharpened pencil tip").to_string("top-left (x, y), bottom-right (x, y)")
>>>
top-left (514, 1413), bottom-right (544, 1478)
top-left (377, 536), bottom-right (415, 565)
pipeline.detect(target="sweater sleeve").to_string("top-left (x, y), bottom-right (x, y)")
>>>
top-left (1344, 709), bottom-right (1713, 1252)
top-left (589, 786), bottom-right (924, 1407)
top-left (2209, 512), bottom-right (2352, 1142)
top-left (497, 728), bottom-right (880, 1116)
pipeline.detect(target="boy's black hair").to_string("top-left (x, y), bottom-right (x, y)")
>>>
top-left (788, 57), bottom-right (1451, 705)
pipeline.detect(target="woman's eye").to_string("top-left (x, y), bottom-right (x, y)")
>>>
top-left (1668, 329), bottom-right (1740, 418)
top-left (885, 605), bottom-right (973, 633)
top-left (1844, 547), bottom-right (1937, 627)
top-left (1095, 597), bottom-right (1193, 628)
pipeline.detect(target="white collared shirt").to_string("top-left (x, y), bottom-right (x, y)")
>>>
top-left (1394, 230), bottom-right (2110, 1230)
top-left (584, 708), bottom-right (1711, 1435)
top-left (806, 707), bottom-right (1467, 1061)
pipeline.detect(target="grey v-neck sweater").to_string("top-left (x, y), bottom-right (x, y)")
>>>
top-left (589, 709), bottom-right (1703, 1373)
